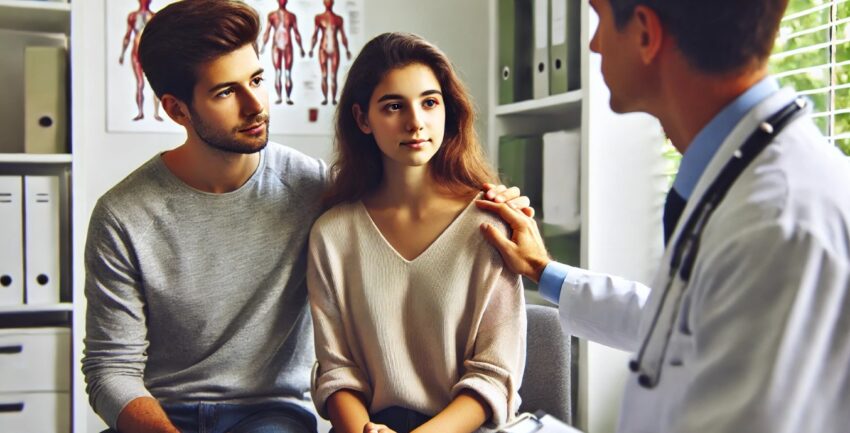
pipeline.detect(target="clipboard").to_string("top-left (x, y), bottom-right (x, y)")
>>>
top-left (498, 411), bottom-right (583, 433)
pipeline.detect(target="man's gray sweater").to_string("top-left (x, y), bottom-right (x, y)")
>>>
top-left (82, 142), bottom-right (327, 428)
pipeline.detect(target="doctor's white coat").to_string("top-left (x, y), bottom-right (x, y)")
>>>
top-left (556, 89), bottom-right (850, 433)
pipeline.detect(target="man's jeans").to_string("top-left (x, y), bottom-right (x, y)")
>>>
top-left (102, 401), bottom-right (317, 433)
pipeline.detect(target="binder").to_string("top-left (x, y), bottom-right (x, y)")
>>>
top-left (24, 46), bottom-right (68, 154)
top-left (0, 177), bottom-right (24, 306)
top-left (549, 0), bottom-right (581, 94)
top-left (498, 0), bottom-right (534, 104)
top-left (499, 135), bottom-right (543, 210)
top-left (24, 176), bottom-right (61, 305)
top-left (542, 130), bottom-right (581, 230)
top-left (532, 0), bottom-right (550, 99)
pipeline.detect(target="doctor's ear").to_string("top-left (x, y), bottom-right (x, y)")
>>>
top-left (352, 104), bottom-right (372, 134)
top-left (633, 5), bottom-right (664, 65)
top-left (161, 94), bottom-right (192, 126)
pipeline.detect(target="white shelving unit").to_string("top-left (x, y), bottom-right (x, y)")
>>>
top-left (0, 0), bottom-right (71, 35)
top-left (0, 303), bottom-right (73, 314)
top-left (487, 1), bottom-right (667, 432)
top-left (0, 2), bottom-right (73, 433)
top-left (0, 153), bottom-right (72, 164)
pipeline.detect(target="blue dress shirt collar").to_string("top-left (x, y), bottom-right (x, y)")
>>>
top-left (672, 77), bottom-right (780, 200)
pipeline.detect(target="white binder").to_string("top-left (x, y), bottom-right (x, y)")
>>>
top-left (0, 176), bottom-right (24, 306)
top-left (24, 176), bottom-right (61, 305)
top-left (24, 46), bottom-right (68, 154)
top-left (533, 0), bottom-right (550, 99)
top-left (542, 130), bottom-right (581, 231)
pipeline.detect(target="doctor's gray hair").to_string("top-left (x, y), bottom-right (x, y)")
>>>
top-left (607, 0), bottom-right (789, 74)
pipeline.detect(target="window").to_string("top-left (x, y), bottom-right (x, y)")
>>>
top-left (771, 0), bottom-right (850, 156)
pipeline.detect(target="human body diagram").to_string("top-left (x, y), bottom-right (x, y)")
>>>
top-left (261, 0), bottom-right (306, 105)
top-left (118, 0), bottom-right (163, 121)
top-left (309, 0), bottom-right (351, 105)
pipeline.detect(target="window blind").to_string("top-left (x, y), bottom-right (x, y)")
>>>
top-left (771, 0), bottom-right (850, 155)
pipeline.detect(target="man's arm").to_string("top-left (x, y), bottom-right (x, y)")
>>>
top-left (82, 202), bottom-right (176, 431)
top-left (116, 397), bottom-right (180, 433)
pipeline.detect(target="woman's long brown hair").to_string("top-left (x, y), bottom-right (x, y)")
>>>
top-left (322, 32), bottom-right (497, 208)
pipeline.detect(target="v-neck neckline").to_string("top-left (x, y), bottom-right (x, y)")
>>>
top-left (357, 194), bottom-right (479, 264)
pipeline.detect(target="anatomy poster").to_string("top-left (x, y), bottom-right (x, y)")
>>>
top-left (106, 0), bottom-right (364, 135)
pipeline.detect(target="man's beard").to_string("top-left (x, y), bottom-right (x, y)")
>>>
top-left (190, 109), bottom-right (270, 155)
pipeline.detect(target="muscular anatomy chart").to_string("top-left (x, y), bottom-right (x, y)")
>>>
top-left (261, 0), bottom-right (306, 105)
top-left (118, 0), bottom-right (163, 122)
top-left (309, 0), bottom-right (351, 105)
top-left (107, 0), bottom-right (362, 134)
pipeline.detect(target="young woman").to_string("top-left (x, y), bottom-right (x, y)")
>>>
top-left (307, 33), bottom-right (526, 433)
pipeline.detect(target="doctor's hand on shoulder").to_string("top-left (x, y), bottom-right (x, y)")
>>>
top-left (475, 199), bottom-right (551, 283)
top-left (481, 182), bottom-right (535, 217)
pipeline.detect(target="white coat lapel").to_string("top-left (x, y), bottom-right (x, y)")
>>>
top-left (633, 87), bottom-right (800, 387)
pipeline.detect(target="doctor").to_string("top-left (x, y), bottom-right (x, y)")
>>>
top-left (477, 0), bottom-right (850, 432)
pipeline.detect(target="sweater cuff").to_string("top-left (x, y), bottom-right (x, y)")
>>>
top-left (91, 375), bottom-right (153, 429)
top-left (451, 374), bottom-right (513, 427)
top-left (312, 365), bottom-right (372, 419)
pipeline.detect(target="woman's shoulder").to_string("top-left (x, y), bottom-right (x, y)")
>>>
top-left (464, 203), bottom-right (511, 237)
top-left (311, 201), bottom-right (363, 237)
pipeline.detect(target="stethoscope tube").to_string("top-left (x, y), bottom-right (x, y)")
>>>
top-left (629, 98), bottom-right (807, 389)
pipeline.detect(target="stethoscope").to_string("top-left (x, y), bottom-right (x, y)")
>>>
top-left (629, 97), bottom-right (808, 389)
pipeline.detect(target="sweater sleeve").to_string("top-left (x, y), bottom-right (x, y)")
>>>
top-left (306, 224), bottom-right (372, 419)
top-left (452, 243), bottom-right (527, 427)
top-left (81, 201), bottom-right (153, 429)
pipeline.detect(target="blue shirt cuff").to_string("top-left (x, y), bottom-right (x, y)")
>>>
top-left (539, 261), bottom-right (570, 304)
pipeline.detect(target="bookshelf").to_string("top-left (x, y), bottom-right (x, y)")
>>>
top-left (0, 1), bottom-right (70, 35)
top-left (487, 1), bottom-right (667, 432)
top-left (0, 2), bottom-right (72, 433)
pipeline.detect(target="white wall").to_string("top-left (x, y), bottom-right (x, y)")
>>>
top-left (580, 6), bottom-right (667, 433)
top-left (70, 1), bottom-right (489, 432)
top-left (363, 0), bottom-right (491, 156)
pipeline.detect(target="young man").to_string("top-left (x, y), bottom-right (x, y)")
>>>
top-left (479, 0), bottom-right (850, 432)
top-left (82, 2), bottom-right (526, 433)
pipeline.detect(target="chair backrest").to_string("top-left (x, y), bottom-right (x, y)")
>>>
top-left (518, 304), bottom-right (572, 423)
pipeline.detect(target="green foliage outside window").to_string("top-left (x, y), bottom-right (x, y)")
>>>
top-left (662, 0), bottom-right (847, 189)
top-left (770, 0), bottom-right (850, 155)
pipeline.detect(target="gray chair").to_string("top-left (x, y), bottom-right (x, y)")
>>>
top-left (518, 304), bottom-right (573, 424)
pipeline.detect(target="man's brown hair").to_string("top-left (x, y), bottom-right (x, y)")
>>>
top-left (139, 0), bottom-right (260, 104)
